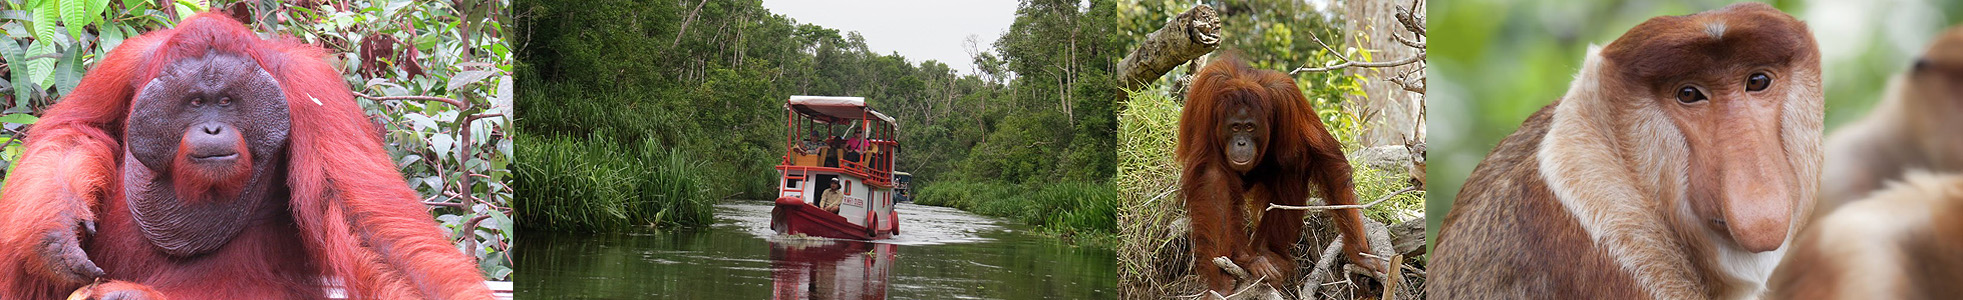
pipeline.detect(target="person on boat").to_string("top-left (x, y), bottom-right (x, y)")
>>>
top-left (823, 133), bottom-right (843, 168)
top-left (845, 130), bottom-right (868, 163)
top-left (797, 129), bottom-right (826, 154)
top-left (820, 179), bottom-right (844, 214)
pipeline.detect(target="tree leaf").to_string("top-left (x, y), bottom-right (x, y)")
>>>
top-left (86, 0), bottom-right (111, 22)
top-left (24, 41), bottom-right (57, 90)
top-left (0, 41), bottom-right (32, 107)
top-left (61, 0), bottom-right (91, 40)
top-left (31, 0), bottom-right (59, 43)
top-left (52, 43), bottom-right (83, 96)
top-left (0, 113), bottom-right (39, 124)
top-left (494, 75), bottom-right (512, 109)
top-left (99, 22), bottom-right (125, 51)
top-left (428, 134), bottom-right (455, 160)
top-left (448, 69), bottom-right (495, 91)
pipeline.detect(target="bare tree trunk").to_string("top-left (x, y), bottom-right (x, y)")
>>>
top-left (672, 0), bottom-right (710, 48)
top-left (1341, 0), bottom-right (1426, 146)
top-left (1116, 5), bottom-right (1221, 91)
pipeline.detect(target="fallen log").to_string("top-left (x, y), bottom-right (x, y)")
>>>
top-left (1117, 5), bottom-right (1221, 90)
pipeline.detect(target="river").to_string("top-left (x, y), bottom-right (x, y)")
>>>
top-left (517, 200), bottom-right (1116, 299)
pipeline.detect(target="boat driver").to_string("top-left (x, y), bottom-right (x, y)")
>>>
top-left (821, 179), bottom-right (844, 214)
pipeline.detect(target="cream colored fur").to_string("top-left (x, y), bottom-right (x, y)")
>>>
top-left (1806, 171), bottom-right (1963, 299)
top-left (1538, 46), bottom-right (1823, 300)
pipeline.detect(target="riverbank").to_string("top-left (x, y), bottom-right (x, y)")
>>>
top-left (914, 181), bottom-right (1119, 247)
top-left (514, 131), bottom-right (719, 231)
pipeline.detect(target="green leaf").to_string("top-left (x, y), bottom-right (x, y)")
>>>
top-left (24, 41), bottom-right (58, 90)
top-left (87, 0), bottom-right (111, 20)
top-left (428, 134), bottom-right (455, 160)
top-left (403, 113), bottom-right (437, 131)
top-left (0, 42), bottom-right (32, 107)
top-left (0, 113), bottom-right (39, 124)
top-left (61, 0), bottom-right (91, 40)
top-left (494, 75), bottom-right (511, 109)
top-left (171, 0), bottom-right (206, 18)
top-left (448, 69), bottom-right (495, 91)
top-left (397, 154), bottom-right (423, 169)
top-left (52, 43), bottom-right (83, 96)
top-left (31, 0), bottom-right (60, 43)
top-left (99, 22), bottom-right (125, 51)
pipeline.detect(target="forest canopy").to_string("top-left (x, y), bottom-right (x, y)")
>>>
top-left (513, 0), bottom-right (1118, 240)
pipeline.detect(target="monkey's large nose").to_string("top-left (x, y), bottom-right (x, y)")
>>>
top-left (1724, 195), bottom-right (1791, 252)
top-left (1721, 159), bottom-right (1795, 252)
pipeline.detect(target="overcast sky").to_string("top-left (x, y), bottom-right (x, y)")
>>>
top-left (760, 0), bottom-right (1020, 75)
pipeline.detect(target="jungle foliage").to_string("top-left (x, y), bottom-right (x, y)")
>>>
top-left (512, 0), bottom-right (1120, 241)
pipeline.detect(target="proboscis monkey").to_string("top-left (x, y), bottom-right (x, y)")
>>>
top-left (1429, 3), bottom-right (1822, 299)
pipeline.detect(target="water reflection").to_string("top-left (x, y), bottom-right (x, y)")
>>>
top-left (770, 238), bottom-right (896, 300)
top-left (517, 200), bottom-right (1115, 299)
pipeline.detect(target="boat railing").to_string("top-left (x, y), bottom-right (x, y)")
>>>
top-left (780, 139), bottom-right (896, 187)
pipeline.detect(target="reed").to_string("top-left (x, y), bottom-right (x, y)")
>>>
top-left (515, 131), bottom-right (716, 231)
top-left (916, 180), bottom-right (1118, 243)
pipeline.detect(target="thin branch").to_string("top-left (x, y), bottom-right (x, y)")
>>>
top-left (1266, 186), bottom-right (1419, 211)
top-left (1391, 33), bottom-right (1424, 49)
top-left (466, 112), bottom-right (506, 121)
top-left (423, 201), bottom-right (466, 208)
top-left (353, 93), bottom-right (467, 109)
top-left (1149, 184), bottom-right (1181, 203)
top-left (1291, 52), bottom-right (1425, 74)
top-left (1289, 3), bottom-right (1427, 76)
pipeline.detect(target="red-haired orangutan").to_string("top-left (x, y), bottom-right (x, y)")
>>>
top-left (1178, 55), bottom-right (1384, 295)
top-left (0, 13), bottom-right (491, 299)
top-left (1430, 3), bottom-right (1821, 299)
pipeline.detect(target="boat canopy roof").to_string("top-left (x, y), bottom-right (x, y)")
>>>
top-left (788, 95), bottom-right (897, 127)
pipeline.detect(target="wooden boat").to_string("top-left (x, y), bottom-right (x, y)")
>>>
top-left (892, 172), bottom-right (914, 203)
top-left (771, 96), bottom-right (901, 240)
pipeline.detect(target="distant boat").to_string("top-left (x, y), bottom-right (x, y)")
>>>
top-left (892, 172), bottom-right (913, 203)
top-left (771, 96), bottom-right (901, 240)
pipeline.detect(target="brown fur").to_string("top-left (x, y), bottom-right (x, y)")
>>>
top-left (1177, 55), bottom-right (1381, 294)
top-left (1821, 25), bottom-right (1963, 216)
top-left (1430, 3), bottom-right (1822, 299)
top-left (1430, 105), bottom-right (1647, 299)
top-left (1770, 172), bottom-right (1963, 300)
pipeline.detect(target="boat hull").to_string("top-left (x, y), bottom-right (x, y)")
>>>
top-left (772, 197), bottom-right (897, 240)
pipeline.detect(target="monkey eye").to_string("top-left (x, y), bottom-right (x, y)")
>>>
top-left (1676, 86), bottom-right (1708, 104)
top-left (189, 98), bottom-right (204, 107)
top-left (218, 97), bottom-right (231, 106)
top-left (1746, 73), bottom-right (1772, 91)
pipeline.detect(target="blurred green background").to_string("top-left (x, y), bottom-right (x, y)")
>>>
top-left (1426, 0), bottom-right (1963, 247)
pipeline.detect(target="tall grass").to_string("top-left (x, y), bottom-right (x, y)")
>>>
top-left (916, 180), bottom-right (1117, 244)
top-left (515, 131), bottom-right (717, 231)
